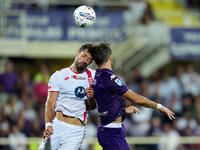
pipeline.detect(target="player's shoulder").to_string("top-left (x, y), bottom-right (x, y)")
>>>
top-left (51, 68), bottom-right (69, 78)
top-left (86, 68), bottom-right (96, 77)
top-left (86, 68), bottom-right (96, 73)
top-left (55, 68), bottom-right (69, 74)
top-left (99, 69), bottom-right (115, 80)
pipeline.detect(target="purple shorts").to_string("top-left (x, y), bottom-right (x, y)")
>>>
top-left (97, 124), bottom-right (131, 150)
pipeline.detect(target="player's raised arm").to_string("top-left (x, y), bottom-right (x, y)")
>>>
top-left (85, 87), bottom-right (96, 110)
top-left (122, 89), bottom-right (175, 120)
top-left (44, 91), bottom-right (58, 138)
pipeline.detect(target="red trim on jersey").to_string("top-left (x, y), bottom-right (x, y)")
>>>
top-left (83, 109), bottom-right (88, 122)
top-left (83, 69), bottom-right (93, 122)
top-left (86, 69), bottom-right (93, 87)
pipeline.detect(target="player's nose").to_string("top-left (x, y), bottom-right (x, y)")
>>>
top-left (82, 58), bottom-right (88, 63)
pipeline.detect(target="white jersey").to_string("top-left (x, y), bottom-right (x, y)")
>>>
top-left (48, 67), bottom-right (95, 124)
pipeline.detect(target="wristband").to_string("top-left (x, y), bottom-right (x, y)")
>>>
top-left (45, 122), bottom-right (52, 128)
top-left (156, 104), bottom-right (162, 110)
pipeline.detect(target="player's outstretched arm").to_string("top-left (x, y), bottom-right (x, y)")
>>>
top-left (85, 87), bottom-right (96, 110)
top-left (158, 106), bottom-right (175, 120)
top-left (44, 91), bottom-right (58, 138)
top-left (122, 89), bottom-right (175, 120)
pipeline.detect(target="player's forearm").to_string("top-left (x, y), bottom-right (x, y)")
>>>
top-left (86, 97), bottom-right (96, 110)
top-left (45, 103), bottom-right (55, 123)
top-left (123, 90), bottom-right (157, 109)
top-left (45, 92), bottom-right (58, 124)
top-left (132, 94), bottom-right (157, 108)
top-left (123, 91), bottom-right (175, 120)
top-left (85, 87), bottom-right (96, 110)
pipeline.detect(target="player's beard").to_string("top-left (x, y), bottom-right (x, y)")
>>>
top-left (75, 61), bottom-right (87, 72)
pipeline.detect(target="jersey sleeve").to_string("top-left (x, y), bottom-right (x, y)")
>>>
top-left (102, 73), bottom-right (129, 96)
top-left (48, 71), bottom-right (60, 92)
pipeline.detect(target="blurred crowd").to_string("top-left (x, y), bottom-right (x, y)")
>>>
top-left (0, 61), bottom-right (49, 150)
top-left (0, 59), bottom-right (200, 150)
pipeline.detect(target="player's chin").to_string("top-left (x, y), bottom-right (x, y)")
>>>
top-left (78, 65), bottom-right (87, 70)
top-left (81, 63), bottom-right (88, 68)
top-left (78, 66), bottom-right (87, 71)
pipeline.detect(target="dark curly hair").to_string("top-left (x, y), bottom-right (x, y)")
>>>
top-left (88, 42), bottom-right (112, 66)
top-left (78, 44), bottom-right (94, 53)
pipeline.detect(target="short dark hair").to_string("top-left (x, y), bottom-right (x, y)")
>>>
top-left (79, 44), bottom-right (94, 53)
top-left (89, 43), bottom-right (112, 66)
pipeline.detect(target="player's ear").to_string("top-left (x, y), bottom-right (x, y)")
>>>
top-left (109, 55), bottom-right (112, 61)
top-left (76, 51), bottom-right (79, 57)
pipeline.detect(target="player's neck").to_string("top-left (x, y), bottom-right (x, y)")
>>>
top-left (99, 62), bottom-right (112, 70)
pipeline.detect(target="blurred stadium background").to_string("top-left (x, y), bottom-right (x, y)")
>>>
top-left (0, 0), bottom-right (200, 150)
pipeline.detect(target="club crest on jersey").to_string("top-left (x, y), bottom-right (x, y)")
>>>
top-left (75, 86), bottom-right (86, 98)
top-left (88, 77), bottom-right (93, 86)
top-left (115, 78), bottom-right (123, 86)
top-left (72, 75), bottom-right (86, 80)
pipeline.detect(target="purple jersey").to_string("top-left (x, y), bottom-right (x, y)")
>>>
top-left (91, 69), bottom-right (129, 126)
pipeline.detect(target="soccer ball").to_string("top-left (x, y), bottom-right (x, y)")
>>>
top-left (73, 5), bottom-right (96, 28)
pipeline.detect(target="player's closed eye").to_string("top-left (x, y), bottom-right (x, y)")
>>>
top-left (82, 55), bottom-right (92, 63)
top-left (87, 59), bottom-right (92, 63)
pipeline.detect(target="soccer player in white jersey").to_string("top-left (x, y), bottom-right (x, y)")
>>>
top-left (39, 44), bottom-right (96, 150)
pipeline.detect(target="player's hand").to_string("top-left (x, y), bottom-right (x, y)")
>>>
top-left (125, 106), bottom-right (140, 114)
top-left (85, 87), bottom-right (94, 98)
top-left (43, 126), bottom-right (54, 139)
top-left (159, 106), bottom-right (175, 120)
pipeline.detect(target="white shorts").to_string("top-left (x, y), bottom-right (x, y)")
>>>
top-left (39, 117), bottom-right (86, 150)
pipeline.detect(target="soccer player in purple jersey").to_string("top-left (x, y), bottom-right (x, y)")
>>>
top-left (89, 43), bottom-right (175, 150)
